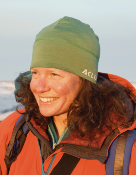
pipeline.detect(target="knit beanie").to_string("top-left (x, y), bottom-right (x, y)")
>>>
top-left (30, 16), bottom-right (100, 84)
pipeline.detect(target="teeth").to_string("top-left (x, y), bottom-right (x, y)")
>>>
top-left (40, 97), bottom-right (58, 102)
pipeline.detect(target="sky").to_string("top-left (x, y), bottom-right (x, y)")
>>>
top-left (0, 0), bottom-right (136, 81)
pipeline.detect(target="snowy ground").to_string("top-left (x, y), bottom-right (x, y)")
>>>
top-left (0, 81), bottom-right (18, 121)
top-left (0, 81), bottom-right (136, 121)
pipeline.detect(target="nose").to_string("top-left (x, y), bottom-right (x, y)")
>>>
top-left (35, 78), bottom-right (51, 93)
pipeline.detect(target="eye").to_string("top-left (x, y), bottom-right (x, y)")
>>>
top-left (31, 70), bottom-right (40, 79)
top-left (51, 73), bottom-right (58, 76)
top-left (51, 72), bottom-right (62, 79)
top-left (31, 70), bottom-right (38, 75)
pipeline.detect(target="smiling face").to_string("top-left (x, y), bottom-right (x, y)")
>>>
top-left (30, 67), bottom-right (83, 118)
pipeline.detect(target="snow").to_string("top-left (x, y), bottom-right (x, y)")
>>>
top-left (0, 81), bottom-right (18, 121)
top-left (132, 82), bottom-right (136, 89)
top-left (0, 81), bottom-right (136, 121)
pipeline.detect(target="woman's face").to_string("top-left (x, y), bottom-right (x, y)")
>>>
top-left (30, 67), bottom-right (82, 118)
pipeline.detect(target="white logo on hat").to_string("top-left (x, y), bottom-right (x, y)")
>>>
top-left (82, 69), bottom-right (87, 75)
top-left (82, 69), bottom-right (97, 80)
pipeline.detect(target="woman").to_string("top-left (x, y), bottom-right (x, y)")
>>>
top-left (0, 16), bottom-right (136, 175)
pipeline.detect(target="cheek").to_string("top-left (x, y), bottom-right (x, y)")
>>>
top-left (53, 80), bottom-right (80, 100)
top-left (53, 82), bottom-right (69, 96)
top-left (30, 79), bottom-right (36, 94)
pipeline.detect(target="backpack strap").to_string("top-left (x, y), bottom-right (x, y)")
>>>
top-left (113, 131), bottom-right (129, 175)
top-left (121, 129), bottom-right (136, 175)
top-left (50, 153), bottom-right (80, 175)
top-left (4, 114), bottom-right (29, 168)
top-left (106, 129), bottom-right (136, 175)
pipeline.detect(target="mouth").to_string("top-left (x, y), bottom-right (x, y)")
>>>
top-left (40, 97), bottom-right (58, 103)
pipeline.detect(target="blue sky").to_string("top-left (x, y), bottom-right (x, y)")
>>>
top-left (0, 0), bottom-right (136, 81)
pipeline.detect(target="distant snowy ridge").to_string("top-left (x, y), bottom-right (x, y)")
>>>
top-left (131, 82), bottom-right (136, 88)
top-left (0, 81), bottom-right (136, 121)
top-left (0, 81), bottom-right (14, 94)
top-left (0, 81), bottom-right (17, 115)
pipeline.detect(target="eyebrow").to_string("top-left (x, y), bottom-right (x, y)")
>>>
top-left (30, 68), bottom-right (38, 71)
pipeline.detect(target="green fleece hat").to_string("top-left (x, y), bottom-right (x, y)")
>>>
top-left (30, 16), bottom-right (100, 84)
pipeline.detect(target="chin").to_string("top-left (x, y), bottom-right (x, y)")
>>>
top-left (39, 109), bottom-right (56, 117)
top-left (40, 112), bottom-right (52, 117)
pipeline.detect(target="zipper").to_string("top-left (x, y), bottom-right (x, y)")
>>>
top-left (38, 127), bottom-right (70, 175)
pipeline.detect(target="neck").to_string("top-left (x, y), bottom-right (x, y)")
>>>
top-left (53, 113), bottom-right (67, 138)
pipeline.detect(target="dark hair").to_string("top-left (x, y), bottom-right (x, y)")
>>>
top-left (67, 76), bottom-right (136, 141)
top-left (15, 73), bottom-right (136, 141)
